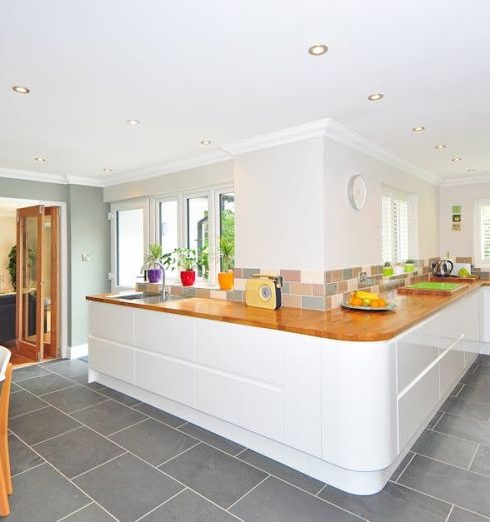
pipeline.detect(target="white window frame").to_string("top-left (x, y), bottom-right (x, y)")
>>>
top-left (474, 198), bottom-right (490, 267)
top-left (215, 186), bottom-right (235, 274)
top-left (110, 197), bottom-right (150, 292)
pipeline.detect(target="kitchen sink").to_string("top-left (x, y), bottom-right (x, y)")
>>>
top-left (108, 292), bottom-right (188, 304)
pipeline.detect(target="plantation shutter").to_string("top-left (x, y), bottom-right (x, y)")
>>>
top-left (480, 204), bottom-right (490, 262)
top-left (381, 187), bottom-right (409, 264)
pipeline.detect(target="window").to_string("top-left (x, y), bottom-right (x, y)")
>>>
top-left (476, 200), bottom-right (490, 266)
top-left (381, 187), bottom-right (409, 264)
top-left (111, 199), bottom-right (149, 290)
top-left (218, 191), bottom-right (235, 271)
top-left (158, 199), bottom-right (179, 278)
top-left (186, 195), bottom-right (209, 278)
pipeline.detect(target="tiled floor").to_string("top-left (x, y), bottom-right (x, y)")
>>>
top-left (3, 355), bottom-right (490, 521)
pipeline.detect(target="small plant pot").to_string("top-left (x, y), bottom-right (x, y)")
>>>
top-left (404, 263), bottom-right (415, 273)
top-left (218, 271), bottom-right (234, 291)
top-left (393, 265), bottom-right (404, 275)
top-left (180, 270), bottom-right (196, 287)
top-left (147, 268), bottom-right (162, 283)
top-left (383, 267), bottom-right (394, 277)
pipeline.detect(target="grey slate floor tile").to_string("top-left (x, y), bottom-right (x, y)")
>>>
top-left (74, 453), bottom-right (183, 522)
top-left (178, 422), bottom-right (245, 456)
top-left (139, 489), bottom-right (238, 522)
top-left (457, 385), bottom-right (490, 405)
top-left (161, 443), bottom-right (267, 508)
top-left (434, 412), bottom-right (490, 446)
top-left (10, 382), bottom-right (22, 394)
top-left (319, 481), bottom-right (451, 522)
top-left (9, 389), bottom-right (48, 418)
top-left (110, 418), bottom-right (197, 466)
top-left (11, 364), bottom-right (50, 383)
top-left (440, 396), bottom-right (490, 422)
top-left (7, 463), bottom-right (90, 522)
top-left (71, 399), bottom-right (148, 436)
top-left (462, 368), bottom-right (490, 390)
top-left (96, 387), bottom-right (141, 406)
top-left (18, 372), bottom-right (75, 396)
top-left (41, 384), bottom-right (108, 413)
top-left (448, 506), bottom-right (490, 522)
top-left (62, 502), bottom-right (117, 522)
top-left (231, 476), bottom-right (361, 522)
top-left (45, 358), bottom-right (89, 379)
top-left (412, 429), bottom-right (478, 468)
top-left (8, 433), bottom-right (45, 476)
top-left (391, 452), bottom-right (415, 481)
top-left (34, 426), bottom-right (126, 478)
top-left (9, 405), bottom-right (81, 445)
top-left (427, 410), bottom-right (444, 428)
top-left (133, 402), bottom-right (187, 428)
top-left (239, 448), bottom-right (324, 494)
top-left (399, 454), bottom-right (490, 518)
top-left (470, 445), bottom-right (490, 477)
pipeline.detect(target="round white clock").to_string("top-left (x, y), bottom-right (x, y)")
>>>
top-left (348, 175), bottom-right (367, 210)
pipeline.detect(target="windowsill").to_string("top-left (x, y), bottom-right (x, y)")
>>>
top-left (138, 280), bottom-right (221, 291)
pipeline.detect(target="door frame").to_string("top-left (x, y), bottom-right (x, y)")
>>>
top-left (1, 197), bottom-right (68, 358)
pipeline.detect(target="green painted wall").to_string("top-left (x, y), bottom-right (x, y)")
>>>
top-left (0, 177), bottom-right (110, 348)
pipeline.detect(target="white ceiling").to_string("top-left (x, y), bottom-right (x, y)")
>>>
top-left (1, 0), bottom-right (489, 185)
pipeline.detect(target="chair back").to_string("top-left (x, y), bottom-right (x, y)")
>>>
top-left (0, 348), bottom-right (11, 384)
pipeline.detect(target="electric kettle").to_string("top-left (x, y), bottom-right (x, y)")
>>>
top-left (431, 259), bottom-right (454, 277)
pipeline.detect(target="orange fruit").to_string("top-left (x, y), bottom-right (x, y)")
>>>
top-left (371, 299), bottom-right (381, 308)
top-left (352, 297), bottom-right (363, 306)
top-left (378, 298), bottom-right (387, 307)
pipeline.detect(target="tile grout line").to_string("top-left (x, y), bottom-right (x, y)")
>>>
top-left (393, 452), bottom-right (416, 483)
top-left (156, 441), bottom-right (202, 468)
top-left (225, 474), bottom-right (271, 512)
top-left (66, 398), bottom-right (112, 415)
top-left (106, 417), bottom-right (150, 437)
top-left (31, 425), bottom-right (83, 448)
top-left (132, 488), bottom-right (188, 522)
top-left (408, 451), bottom-right (490, 480)
top-left (9, 404), bottom-right (51, 420)
top-left (234, 447), bottom-right (248, 457)
top-left (444, 504), bottom-right (455, 522)
top-left (315, 483), bottom-right (327, 497)
top-left (10, 461), bottom-right (46, 479)
top-left (468, 443), bottom-right (481, 470)
top-left (71, 451), bottom-right (128, 481)
top-left (56, 502), bottom-right (99, 522)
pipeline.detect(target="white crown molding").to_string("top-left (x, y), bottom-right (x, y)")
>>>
top-left (440, 173), bottom-right (490, 187)
top-left (0, 167), bottom-right (69, 185)
top-left (64, 175), bottom-right (105, 187)
top-left (221, 119), bottom-right (330, 155)
top-left (102, 150), bottom-right (232, 187)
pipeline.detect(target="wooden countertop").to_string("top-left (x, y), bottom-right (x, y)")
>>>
top-left (87, 281), bottom-right (488, 342)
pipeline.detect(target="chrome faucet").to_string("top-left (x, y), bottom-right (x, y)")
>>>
top-left (154, 262), bottom-right (166, 299)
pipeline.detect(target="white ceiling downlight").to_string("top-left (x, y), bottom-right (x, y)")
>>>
top-left (451, 157), bottom-right (462, 162)
top-left (466, 168), bottom-right (476, 173)
top-left (12, 85), bottom-right (30, 94)
top-left (200, 140), bottom-right (212, 145)
top-left (126, 119), bottom-right (140, 126)
top-left (102, 168), bottom-right (112, 173)
top-left (435, 144), bottom-right (447, 150)
top-left (308, 44), bottom-right (328, 56)
top-left (367, 93), bottom-right (383, 101)
top-left (412, 126), bottom-right (425, 132)
top-left (34, 157), bottom-right (47, 163)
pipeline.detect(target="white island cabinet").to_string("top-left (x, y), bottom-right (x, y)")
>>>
top-left (88, 287), bottom-right (483, 495)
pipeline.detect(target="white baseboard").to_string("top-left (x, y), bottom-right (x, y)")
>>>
top-left (69, 343), bottom-right (88, 359)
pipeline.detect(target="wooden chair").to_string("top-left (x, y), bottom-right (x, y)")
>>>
top-left (0, 346), bottom-right (13, 516)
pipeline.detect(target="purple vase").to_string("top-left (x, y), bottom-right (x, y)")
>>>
top-left (147, 268), bottom-right (162, 283)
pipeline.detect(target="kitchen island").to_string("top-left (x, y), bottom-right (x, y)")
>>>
top-left (86, 282), bottom-right (486, 494)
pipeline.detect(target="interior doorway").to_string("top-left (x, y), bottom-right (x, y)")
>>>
top-left (0, 197), bottom-right (67, 367)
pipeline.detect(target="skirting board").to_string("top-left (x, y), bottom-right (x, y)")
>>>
top-left (69, 343), bottom-right (88, 359)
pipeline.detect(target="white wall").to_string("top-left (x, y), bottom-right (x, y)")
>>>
top-left (103, 161), bottom-right (233, 202)
top-left (439, 181), bottom-right (490, 264)
top-left (234, 138), bottom-right (325, 270)
top-left (323, 138), bottom-right (439, 270)
top-left (0, 215), bottom-right (16, 292)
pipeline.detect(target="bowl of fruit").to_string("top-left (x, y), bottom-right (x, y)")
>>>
top-left (342, 290), bottom-right (396, 312)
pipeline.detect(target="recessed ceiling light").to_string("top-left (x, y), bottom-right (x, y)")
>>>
top-left (12, 85), bottom-right (30, 94)
top-left (467, 168), bottom-right (476, 173)
top-left (308, 44), bottom-right (328, 56)
top-left (200, 140), bottom-right (211, 145)
top-left (34, 157), bottom-right (47, 163)
top-left (412, 126), bottom-right (425, 132)
top-left (126, 119), bottom-right (140, 126)
top-left (451, 157), bottom-right (462, 162)
top-left (435, 144), bottom-right (447, 150)
top-left (102, 168), bottom-right (112, 173)
top-left (367, 93), bottom-right (383, 101)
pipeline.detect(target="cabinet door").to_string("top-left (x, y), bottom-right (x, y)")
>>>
top-left (439, 301), bottom-right (464, 353)
top-left (463, 291), bottom-right (481, 366)
top-left (90, 302), bottom-right (134, 345)
top-left (481, 288), bottom-right (490, 343)
top-left (440, 342), bottom-right (465, 398)
top-left (89, 337), bottom-right (135, 383)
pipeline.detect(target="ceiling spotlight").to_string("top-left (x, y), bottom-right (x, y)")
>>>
top-left (126, 119), bottom-right (140, 125)
top-left (367, 93), bottom-right (383, 101)
top-left (200, 140), bottom-right (211, 145)
top-left (467, 168), bottom-right (476, 173)
top-left (102, 168), bottom-right (112, 173)
top-left (34, 157), bottom-right (47, 163)
top-left (412, 126), bottom-right (425, 132)
top-left (308, 44), bottom-right (328, 56)
top-left (451, 157), bottom-right (462, 162)
top-left (12, 85), bottom-right (30, 94)
top-left (435, 144), bottom-right (447, 150)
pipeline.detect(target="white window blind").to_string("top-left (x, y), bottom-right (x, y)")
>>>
top-left (480, 203), bottom-right (490, 263)
top-left (381, 187), bottom-right (409, 264)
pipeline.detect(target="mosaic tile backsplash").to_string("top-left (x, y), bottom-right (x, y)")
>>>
top-left (133, 255), bottom-right (490, 312)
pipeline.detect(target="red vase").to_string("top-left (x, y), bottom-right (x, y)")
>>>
top-left (180, 270), bottom-right (196, 286)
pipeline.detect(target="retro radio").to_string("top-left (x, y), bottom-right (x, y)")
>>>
top-left (245, 275), bottom-right (282, 310)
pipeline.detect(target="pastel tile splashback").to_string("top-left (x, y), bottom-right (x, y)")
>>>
top-left (136, 257), bottom-right (462, 312)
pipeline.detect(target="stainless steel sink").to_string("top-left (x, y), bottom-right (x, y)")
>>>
top-left (108, 292), bottom-right (188, 304)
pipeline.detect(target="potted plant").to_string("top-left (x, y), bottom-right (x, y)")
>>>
top-left (217, 237), bottom-right (235, 290)
top-left (142, 244), bottom-right (166, 283)
top-left (382, 261), bottom-right (394, 277)
top-left (7, 246), bottom-right (16, 290)
top-left (404, 259), bottom-right (416, 273)
top-left (165, 248), bottom-right (197, 286)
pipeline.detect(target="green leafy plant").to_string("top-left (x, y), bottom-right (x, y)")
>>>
top-left (218, 237), bottom-right (235, 272)
top-left (142, 243), bottom-right (166, 270)
top-left (198, 245), bottom-right (209, 279)
top-left (164, 247), bottom-right (197, 271)
top-left (405, 259), bottom-right (415, 264)
top-left (7, 245), bottom-right (16, 290)
top-left (383, 261), bottom-right (392, 267)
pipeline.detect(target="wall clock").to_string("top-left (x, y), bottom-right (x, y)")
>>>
top-left (348, 175), bottom-right (367, 210)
